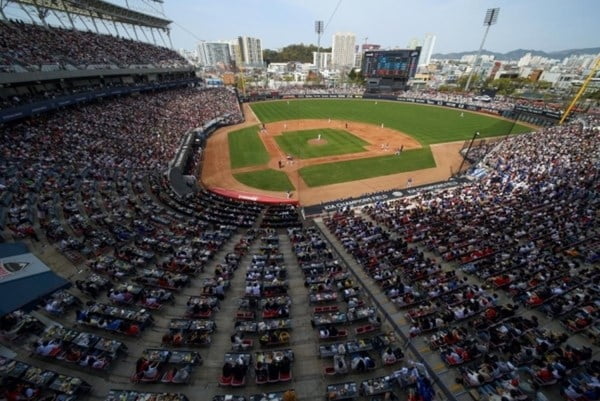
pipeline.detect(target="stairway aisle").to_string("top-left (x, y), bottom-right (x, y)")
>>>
top-left (203, 231), bottom-right (259, 399)
top-left (277, 230), bottom-right (326, 400)
top-left (312, 217), bottom-right (462, 400)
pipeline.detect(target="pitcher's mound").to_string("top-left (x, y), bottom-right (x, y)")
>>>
top-left (308, 139), bottom-right (328, 145)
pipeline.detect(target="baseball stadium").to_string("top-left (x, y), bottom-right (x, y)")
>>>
top-left (0, 1), bottom-right (598, 401)
top-left (202, 98), bottom-right (533, 209)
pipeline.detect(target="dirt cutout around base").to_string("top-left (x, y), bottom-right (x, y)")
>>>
top-left (201, 103), bottom-right (465, 206)
top-left (307, 138), bottom-right (328, 146)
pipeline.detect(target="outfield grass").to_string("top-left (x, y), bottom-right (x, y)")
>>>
top-left (234, 169), bottom-right (295, 191)
top-left (275, 128), bottom-right (368, 159)
top-left (228, 125), bottom-right (270, 169)
top-left (251, 99), bottom-right (531, 145)
top-left (299, 148), bottom-right (436, 187)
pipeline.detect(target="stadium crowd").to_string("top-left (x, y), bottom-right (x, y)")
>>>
top-left (0, 87), bottom-right (247, 247)
top-left (2, 87), bottom-right (240, 172)
top-left (1, 17), bottom-right (598, 396)
top-left (0, 19), bottom-right (188, 71)
top-left (275, 85), bottom-right (365, 96)
top-left (323, 115), bottom-right (599, 401)
top-left (397, 90), bottom-right (517, 111)
top-left (0, 77), bottom-right (194, 111)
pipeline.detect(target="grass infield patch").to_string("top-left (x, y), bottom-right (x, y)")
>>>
top-left (274, 128), bottom-right (368, 159)
top-left (299, 148), bottom-right (436, 187)
top-left (228, 125), bottom-right (270, 169)
top-left (234, 169), bottom-right (295, 191)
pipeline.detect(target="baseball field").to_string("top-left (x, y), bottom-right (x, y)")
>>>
top-left (201, 99), bottom-right (533, 205)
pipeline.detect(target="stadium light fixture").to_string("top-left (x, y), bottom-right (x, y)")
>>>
top-left (484, 8), bottom-right (499, 25)
top-left (464, 8), bottom-right (500, 92)
top-left (315, 20), bottom-right (324, 74)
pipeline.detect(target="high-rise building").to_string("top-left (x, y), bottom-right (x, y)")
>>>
top-left (332, 32), bottom-right (356, 69)
top-left (197, 41), bottom-right (231, 67)
top-left (518, 52), bottom-right (533, 67)
top-left (227, 40), bottom-right (243, 69)
top-left (406, 37), bottom-right (421, 50)
top-left (238, 36), bottom-right (263, 67)
top-left (419, 33), bottom-right (436, 66)
top-left (354, 53), bottom-right (363, 69)
top-left (312, 52), bottom-right (332, 70)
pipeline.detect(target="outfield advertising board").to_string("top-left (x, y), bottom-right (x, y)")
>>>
top-left (392, 96), bottom-right (504, 116)
top-left (303, 177), bottom-right (468, 215)
top-left (244, 93), bottom-right (507, 116)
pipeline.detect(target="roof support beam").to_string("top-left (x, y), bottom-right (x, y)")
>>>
top-left (166, 29), bottom-right (173, 49)
top-left (18, 2), bottom-right (37, 24)
top-left (150, 26), bottom-right (157, 45)
top-left (131, 23), bottom-right (140, 41)
top-left (77, 13), bottom-right (92, 32)
top-left (90, 15), bottom-right (100, 33)
top-left (159, 29), bottom-right (168, 47)
top-left (11, 0), bottom-right (172, 29)
top-left (50, 9), bottom-right (68, 28)
top-left (0, 0), bottom-right (9, 19)
top-left (32, 0), bottom-right (49, 25)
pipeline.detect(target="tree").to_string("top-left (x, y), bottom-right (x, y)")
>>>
top-left (437, 85), bottom-right (455, 92)
top-left (262, 43), bottom-right (332, 63)
top-left (455, 74), bottom-right (482, 92)
top-left (263, 49), bottom-right (279, 65)
top-left (490, 77), bottom-right (529, 95)
top-left (282, 74), bottom-right (294, 86)
top-left (585, 89), bottom-right (600, 100)
top-left (533, 80), bottom-right (552, 90)
top-left (347, 69), bottom-right (365, 85)
top-left (305, 71), bottom-right (321, 85)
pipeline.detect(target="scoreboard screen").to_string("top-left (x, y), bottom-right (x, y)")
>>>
top-left (362, 49), bottom-right (420, 79)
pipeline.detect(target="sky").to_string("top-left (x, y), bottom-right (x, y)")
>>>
top-left (2, 0), bottom-right (598, 54)
top-left (159, 0), bottom-right (599, 54)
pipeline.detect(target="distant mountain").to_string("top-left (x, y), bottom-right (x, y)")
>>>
top-left (432, 47), bottom-right (600, 61)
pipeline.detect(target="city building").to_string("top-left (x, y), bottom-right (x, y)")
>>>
top-left (332, 32), bottom-right (356, 69)
top-left (406, 37), bottom-right (421, 49)
top-left (354, 53), bottom-right (363, 69)
top-left (419, 33), bottom-right (436, 66)
top-left (221, 72), bottom-right (236, 85)
top-left (312, 52), bottom-right (332, 70)
top-left (518, 52), bottom-right (533, 67)
top-left (227, 40), bottom-right (243, 70)
top-left (489, 61), bottom-right (502, 80)
top-left (528, 69), bottom-right (544, 81)
top-left (267, 62), bottom-right (292, 74)
top-left (361, 44), bottom-right (381, 52)
top-left (197, 41), bottom-right (231, 68)
top-left (238, 36), bottom-right (263, 67)
top-left (178, 48), bottom-right (198, 65)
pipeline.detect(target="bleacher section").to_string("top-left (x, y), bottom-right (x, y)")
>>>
top-left (0, 20), bottom-right (598, 399)
top-left (0, 20), bottom-right (188, 72)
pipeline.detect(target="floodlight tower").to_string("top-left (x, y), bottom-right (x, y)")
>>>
top-left (464, 7), bottom-right (500, 92)
top-left (315, 20), bottom-right (324, 72)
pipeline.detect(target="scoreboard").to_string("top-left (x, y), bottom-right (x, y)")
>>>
top-left (362, 48), bottom-right (421, 79)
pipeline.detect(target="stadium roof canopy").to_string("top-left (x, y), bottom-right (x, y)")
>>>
top-left (8, 0), bottom-right (171, 29)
